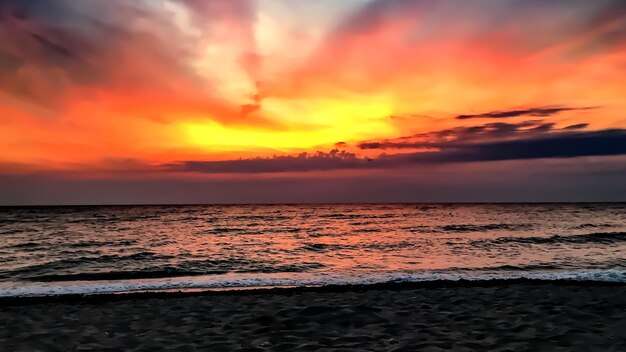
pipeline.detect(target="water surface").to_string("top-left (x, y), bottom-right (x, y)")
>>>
top-left (1, 203), bottom-right (625, 296)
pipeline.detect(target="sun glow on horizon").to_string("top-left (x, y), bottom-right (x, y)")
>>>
top-left (180, 96), bottom-right (395, 153)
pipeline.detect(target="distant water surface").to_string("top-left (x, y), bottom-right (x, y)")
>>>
top-left (0, 204), bottom-right (625, 296)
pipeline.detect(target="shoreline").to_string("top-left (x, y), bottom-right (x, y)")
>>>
top-left (1, 278), bottom-right (624, 306)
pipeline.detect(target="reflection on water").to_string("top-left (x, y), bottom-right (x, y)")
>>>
top-left (0, 204), bottom-right (625, 285)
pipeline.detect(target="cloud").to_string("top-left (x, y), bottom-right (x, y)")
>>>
top-left (168, 150), bottom-right (372, 173)
top-left (339, 0), bottom-right (626, 55)
top-left (166, 126), bottom-right (626, 174)
top-left (456, 106), bottom-right (595, 120)
top-left (563, 123), bottom-right (590, 130)
top-left (367, 128), bottom-right (626, 165)
top-left (1, 0), bottom-right (625, 179)
top-left (0, 0), bottom-right (268, 126)
top-left (175, 0), bottom-right (260, 83)
top-left (359, 120), bottom-right (559, 150)
top-left (269, 0), bottom-right (626, 99)
top-left (397, 129), bottom-right (626, 164)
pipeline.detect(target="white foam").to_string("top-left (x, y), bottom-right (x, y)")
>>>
top-left (0, 269), bottom-right (624, 298)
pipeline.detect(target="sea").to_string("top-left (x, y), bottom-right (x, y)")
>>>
top-left (0, 203), bottom-right (625, 297)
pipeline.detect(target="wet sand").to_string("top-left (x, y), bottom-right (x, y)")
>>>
top-left (1, 281), bottom-right (625, 351)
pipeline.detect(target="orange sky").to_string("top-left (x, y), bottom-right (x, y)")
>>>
top-left (1, 0), bottom-right (626, 178)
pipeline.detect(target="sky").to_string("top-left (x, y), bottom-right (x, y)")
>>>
top-left (1, 0), bottom-right (626, 205)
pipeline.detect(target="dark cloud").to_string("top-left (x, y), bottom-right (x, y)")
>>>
top-left (0, 1), bottom-right (101, 102)
top-left (168, 127), bottom-right (626, 174)
top-left (456, 106), bottom-right (595, 120)
top-left (396, 129), bottom-right (626, 164)
top-left (0, 0), bottom-right (263, 125)
top-left (168, 150), bottom-right (372, 174)
top-left (0, 1), bottom-right (167, 105)
top-left (370, 129), bottom-right (626, 166)
top-left (177, 0), bottom-right (256, 19)
top-left (359, 120), bottom-right (557, 150)
top-left (344, 0), bottom-right (626, 53)
top-left (358, 119), bottom-right (626, 164)
top-left (563, 123), bottom-right (590, 130)
top-left (334, 0), bottom-right (436, 36)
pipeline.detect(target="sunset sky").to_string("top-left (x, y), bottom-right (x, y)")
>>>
top-left (1, 0), bottom-right (626, 204)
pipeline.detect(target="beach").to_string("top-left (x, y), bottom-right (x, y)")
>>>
top-left (3, 0), bottom-right (626, 349)
top-left (1, 281), bottom-right (624, 351)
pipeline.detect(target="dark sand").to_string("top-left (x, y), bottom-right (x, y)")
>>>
top-left (1, 281), bottom-right (625, 351)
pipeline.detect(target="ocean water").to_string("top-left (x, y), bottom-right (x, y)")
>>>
top-left (0, 204), bottom-right (625, 297)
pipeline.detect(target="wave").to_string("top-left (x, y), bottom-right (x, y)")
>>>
top-left (319, 213), bottom-right (361, 219)
top-left (0, 269), bottom-right (624, 298)
top-left (470, 232), bottom-right (626, 246)
top-left (441, 223), bottom-right (532, 233)
top-left (7, 257), bottom-right (326, 282)
top-left (0, 228), bottom-right (24, 235)
top-left (300, 243), bottom-right (346, 253)
top-left (231, 215), bottom-right (291, 221)
top-left (299, 241), bottom-right (415, 253)
top-left (65, 214), bottom-right (161, 223)
top-left (4, 252), bottom-right (176, 278)
top-left (4, 242), bottom-right (41, 250)
top-left (453, 264), bottom-right (562, 271)
top-left (200, 227), bottom-right (255, 235)
top-left (571, 223), bottom-right (614, 230)
top-left (22, 269), bottom-right (216, 282)
top-left (67, 240), bottom-right (139, 248)
top-left (457, 260), bottom-right (626, 271)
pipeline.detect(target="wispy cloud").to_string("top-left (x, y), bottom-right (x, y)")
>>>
top-left (456, 106), bottom-right (596, 120)
top-left (359, 120), bottom-right (559, 150)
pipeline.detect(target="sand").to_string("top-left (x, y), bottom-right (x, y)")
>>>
top-left (0, 281), bottom-right (625, 351)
